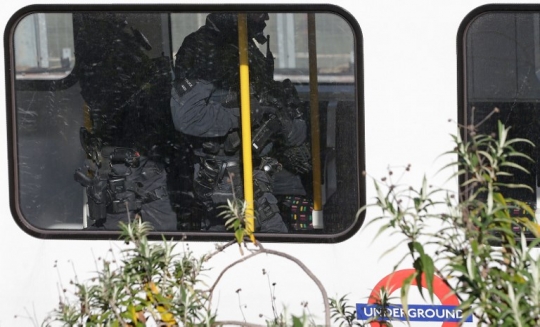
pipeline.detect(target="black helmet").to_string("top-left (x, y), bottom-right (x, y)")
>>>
top-left (206, 12), bottom-right (269, 44)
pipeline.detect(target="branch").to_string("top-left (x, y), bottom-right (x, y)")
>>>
top-left (204, 240), bottom-right (238, 263)
top-left (108, 299), bottom-right (128, 327)
top-left (208, 244), bottom-right (331, 326)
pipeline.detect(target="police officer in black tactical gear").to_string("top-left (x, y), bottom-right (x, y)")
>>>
top-left (73, 13), bottom-right (178, 231)
top-left (170, 12), bottom-right (312, 233)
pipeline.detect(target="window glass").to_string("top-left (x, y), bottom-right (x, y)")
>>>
top-left (14, 13), bottom-right (75, 80)
top-left (462, 8), bottom-right (540, 241)
top-left (171, 13), bottom-right (354, 83)
top-left (9, 8), bottom-right (363, 241)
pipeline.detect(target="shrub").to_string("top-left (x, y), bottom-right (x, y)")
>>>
top-left (43, 200), bottom-right (331, 327)
top-left (364, 117), bottom-right (540, 326)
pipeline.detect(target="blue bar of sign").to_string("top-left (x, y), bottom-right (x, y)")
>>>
top-left (356, 304), bottom-right (473, 322)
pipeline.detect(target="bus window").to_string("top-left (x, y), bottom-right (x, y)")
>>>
top-left (7, 6), bottom-right (364, 242)
top-left (460, 6), bottom-right (540, 242)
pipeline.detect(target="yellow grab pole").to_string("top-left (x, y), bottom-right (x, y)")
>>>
top-left (238, 13), bottom-right (255, 236)
top-left (308, 13), bottom-right (324, 229)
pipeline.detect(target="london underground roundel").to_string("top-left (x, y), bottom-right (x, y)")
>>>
top-left (356, 269), bottom-right (472, 326)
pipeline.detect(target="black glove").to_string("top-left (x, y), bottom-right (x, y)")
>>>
top-left (279, 143), bottom-right (312, 175)
top-left (251, 100), bottom-right (276, 124)
top-left (282, 118), bottom-right (307, 147)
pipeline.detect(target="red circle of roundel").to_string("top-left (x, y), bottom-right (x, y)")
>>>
top-left (367, 269), bottom-right (460, 327)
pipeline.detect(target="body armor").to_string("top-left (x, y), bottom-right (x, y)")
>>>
top-left (170, 13), bottom-right (312, 233)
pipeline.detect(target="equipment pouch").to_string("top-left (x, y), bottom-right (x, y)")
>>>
top-left (224, 132), bottom-right (241, 154)
top-left (279, 143), bottom-right (312, 175)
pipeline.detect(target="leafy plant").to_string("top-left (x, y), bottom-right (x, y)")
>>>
top-left (43, 201), bottom-right (331, 326)
top-left (330, 288), bottom-right (396, 327)
top-left (44, 218), bottom-right (214, 327)
top-left (364, 116), bottom-right (540, 326)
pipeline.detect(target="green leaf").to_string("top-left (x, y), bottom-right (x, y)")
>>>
top-left (500, 161), bottom-right (530, 174)
top-left (421, 254), bottom-right (435, 302)
top-left (292, 315), bottom-right (304, 327)
top-left (414, 197), bottom-right (422, 211)
top-left (492, 192), bottom-right (507, 206)
top-left (234, 229), bottom-right (244, 244)
top-left (408, 241), bottom-right (425, 257)
top-left (400, 271), bottom-right (417, 323)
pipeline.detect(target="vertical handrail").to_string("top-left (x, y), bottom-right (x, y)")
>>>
top-left (238, 14), bottom-right (255, 235)
top-left (82, 102), bottom-right (92, 229)
top-left (308, 13), bottom-right (324, 229)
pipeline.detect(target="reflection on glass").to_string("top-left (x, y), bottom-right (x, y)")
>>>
top-left (11, 11), bottom-right (359, 238)
top-left (464, 11), bottom-right (540, 241)
top-left (15, 13), bottom-right (74, 80)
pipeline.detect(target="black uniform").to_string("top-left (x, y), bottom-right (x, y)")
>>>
top-left (73, 13), bottom-right (178, 230)
top-left (170, 13), bottom-right (312, 233)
